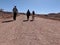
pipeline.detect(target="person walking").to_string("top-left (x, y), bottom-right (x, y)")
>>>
top-left (13, 6), bottom-right (18, 20)
top-left (26, 9), bottom-right (30, 21)
top-left (32, 11), bottom-right (35, 21)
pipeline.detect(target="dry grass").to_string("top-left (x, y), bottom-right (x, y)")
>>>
top-left (36, 14), bottom-right (60, 21)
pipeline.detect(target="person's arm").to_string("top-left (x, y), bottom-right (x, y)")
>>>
top-left (16, 8), bottom-right (18, 14)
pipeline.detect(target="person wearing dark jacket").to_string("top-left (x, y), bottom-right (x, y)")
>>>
top-left (13, 6), bottom-right (18, 20)
top-left (26, 9), bottom-right (30, 21)
top-left (32, 11), bottom-right (35, 21)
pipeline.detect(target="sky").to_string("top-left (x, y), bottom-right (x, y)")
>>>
top-left (0, 0), bottom-right (60, 14)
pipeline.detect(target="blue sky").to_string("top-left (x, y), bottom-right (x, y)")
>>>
top-left (0, 0), bottom-right (60, 14)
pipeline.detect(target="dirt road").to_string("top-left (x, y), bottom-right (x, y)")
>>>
top-left (0, 15), bottom-right (60, 45)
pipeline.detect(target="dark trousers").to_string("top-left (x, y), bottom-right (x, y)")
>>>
top-left (32, 15), bottom-right (34, 21)
top-left (13, 13), bottom-right (17, 20)
top-left (27, 15), bottom-right (29, 20)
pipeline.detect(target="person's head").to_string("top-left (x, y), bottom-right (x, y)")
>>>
top-left (14, 6), bottom-right (16, 8)
top-left (33, 11), bottom-right (34, 12)
top-left (27, 9), bottom-right (29, 11)
top-left (27, 9), bottom-right (30, 12)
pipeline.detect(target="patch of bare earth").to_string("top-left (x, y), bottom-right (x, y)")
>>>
top-left (0, 15), bottom-right (60, 45)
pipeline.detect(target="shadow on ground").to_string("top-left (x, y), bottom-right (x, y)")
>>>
top-left (23, 20), bottom-right (34, 22)
top-left (30, 20), bottom-right (34, 22)
top-left (23, 20), bottom-right (28, 22)
top-left (2, 20), bottom-right (14, 23)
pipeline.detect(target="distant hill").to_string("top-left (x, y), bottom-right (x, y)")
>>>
top-left (0, 11), bottom-right (60, 21)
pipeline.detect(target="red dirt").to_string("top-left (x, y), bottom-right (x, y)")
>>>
top-left (0, 15), bottom-right (60, 45)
